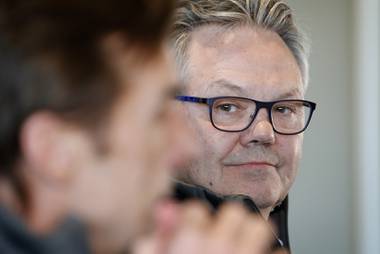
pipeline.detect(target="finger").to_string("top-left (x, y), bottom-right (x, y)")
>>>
top-left (166, 227), bottom-right (205, 254)
top-left (210, 203), bottom-right (250, 242)
top-left (178, 201), bottom-right (211, 231)
top-left (132, 236), bottom-right (157, 254)
top-left (163, 202), bottom-right (211, 254)
top-left (153, 200), bottom-right (180, 253)
top-left (154, 200), bottom-right (180, 237)
top-left (235, 215), bottom-right (272, 254)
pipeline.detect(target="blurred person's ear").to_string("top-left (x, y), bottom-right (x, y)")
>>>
top-left (20, 112), bottom-right (88, 185)
top-left (100, 32), bottom-right (141, 78)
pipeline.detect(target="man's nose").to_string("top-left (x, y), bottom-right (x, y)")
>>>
top-left (239, 108), bottom-right (275, 146)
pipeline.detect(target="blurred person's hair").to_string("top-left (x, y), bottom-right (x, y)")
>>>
top-left (170, 0), bottom-right (309, 87)
top-left (0, 0), bottom-right (174, 212)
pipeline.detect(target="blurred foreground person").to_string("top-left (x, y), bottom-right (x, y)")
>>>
top-left (0, 0), bottom-right (183, 252)
top-left (0, 1), bottom-right (272, 254)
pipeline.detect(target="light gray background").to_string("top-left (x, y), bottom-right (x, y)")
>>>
top-left (287, 0), bottom-right (380, 253)
top-left (287, 0), bottom-right (354, 253)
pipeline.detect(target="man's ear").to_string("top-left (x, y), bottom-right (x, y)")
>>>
top-left (19, 111), bottom-right (87, 185)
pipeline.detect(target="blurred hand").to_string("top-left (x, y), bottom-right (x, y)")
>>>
top-left (133, 201), bottom-right (272, 254)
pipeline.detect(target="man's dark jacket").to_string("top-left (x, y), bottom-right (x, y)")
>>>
top-left (173, 181), bottom-right (290, 252)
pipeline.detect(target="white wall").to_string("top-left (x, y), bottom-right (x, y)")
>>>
top-left (287, 0), bottom-right (354, 253)
top-left (352, 0), bottom-right (379, 253)
top-left (288, 0), bottom-right (380, 253)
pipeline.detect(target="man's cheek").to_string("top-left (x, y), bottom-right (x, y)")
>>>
top-left (210, 134), bottom-right (239, 160)
top-left (278, 144), bottom-right (300, 185)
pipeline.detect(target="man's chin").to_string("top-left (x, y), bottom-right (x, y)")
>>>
top-left (224, 183), bottom-right (282, 210)
top-left (247, 188), bottom-right (284, 209)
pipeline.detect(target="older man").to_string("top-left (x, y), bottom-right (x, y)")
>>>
top-left (171, 0), bottom-right (316, 251)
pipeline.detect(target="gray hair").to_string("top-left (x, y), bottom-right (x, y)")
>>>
top-left (171, 0), bottom-right (310, 88)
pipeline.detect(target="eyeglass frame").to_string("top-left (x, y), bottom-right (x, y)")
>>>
top-left (176, 95), bottom-right (316, 135)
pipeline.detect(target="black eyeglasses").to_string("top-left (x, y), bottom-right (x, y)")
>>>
top-left (176, 96), bottom-right (316, 135)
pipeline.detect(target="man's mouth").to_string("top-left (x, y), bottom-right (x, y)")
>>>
top-left (224, 161), bottom-right (276, 170)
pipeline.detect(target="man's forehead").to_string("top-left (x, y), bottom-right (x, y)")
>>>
top-left (185, 24), bottom-right (304, 99)
top-left (190, 24), bottom-right (281, 51)
top-left (202, 79), bottom-right (304, 100)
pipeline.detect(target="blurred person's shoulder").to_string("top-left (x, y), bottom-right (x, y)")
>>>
top-left (0, 206), bottom-right (90, 254)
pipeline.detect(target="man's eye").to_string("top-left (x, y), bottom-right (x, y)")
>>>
top-left (216, 104), bottom-right (239, 113)
top-left (275, 106), bottom-right (294, 114)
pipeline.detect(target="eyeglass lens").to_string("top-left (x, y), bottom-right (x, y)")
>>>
top-left (211, 97), bottom-right (312, 134)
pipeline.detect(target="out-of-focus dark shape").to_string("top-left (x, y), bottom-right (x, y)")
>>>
top-left (0, 0), bottom-right (182, 253)
top-left (0, 0), bottom-right (174, 212)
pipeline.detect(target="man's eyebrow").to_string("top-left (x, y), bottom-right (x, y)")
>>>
top-left (206, 79), bottom-right (246, 95)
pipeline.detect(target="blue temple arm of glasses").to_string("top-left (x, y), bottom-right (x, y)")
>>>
top-left (175, 96), bottom-right (209, 104)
